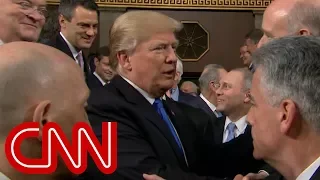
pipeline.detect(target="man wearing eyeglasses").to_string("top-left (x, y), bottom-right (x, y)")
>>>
top-left (190, 64), bottom-right (227, 120)
top-left (0, 0), bottom-right (46, 44)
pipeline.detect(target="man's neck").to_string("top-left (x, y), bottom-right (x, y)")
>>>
top-left (0, 33), bottom-right (20, 44)
top-left (227, 109), bottom-right (248, 122)
top-left (270, 133), bottom-right (320, 180)
top-left (201, 91), bottom-right (216, 106)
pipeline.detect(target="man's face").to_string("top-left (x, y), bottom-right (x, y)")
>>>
top-left (240, 46), bottom-right (252, 66)
top-left (0, 0), bottom-right (46, 42)
top-left (209, 68), bottom-right (227, 105)
top-left (247, 68), bottom-right (282, 160)
top-left (95, 56), bottom-right (115, 82)
top-left (257, 7), bottom-right (290, 48)
top-left (128, 32), bottom-right (178, 97)
top-left (60, 6), bottom-right (98, 49)
top-left (245, 38), bottom-right (257, 54)
top-left (216, 71), bottom-right (247, 115)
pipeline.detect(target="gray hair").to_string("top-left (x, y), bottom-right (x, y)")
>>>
top-left (198, 64), bottom-right (224, 92)
top-left (230, 68), bottom-right (253, 91)
top-left (287, 0), bottom-right (320, 36)
top-left (252, 35), bottom-right (320, 132)
top-left (176, 58), bottom-right (183, 75)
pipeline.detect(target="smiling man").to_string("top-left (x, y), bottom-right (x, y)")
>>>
top-left (46, 0), bottom-right (98, 80)
top-left (0, 0), bottom-right (46, 44)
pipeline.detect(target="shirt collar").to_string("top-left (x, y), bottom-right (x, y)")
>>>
top-left (199, 93), bottom-right (217, 112)
top-left (93, 72), bottom-right (107, 86)
top-left (121, 75), bottom-right (155, 104)
top-left (0, 172), bottom-right (10, 180)
top-left (297, 156), bottom-right (320, 180)
top-left (60, 32), bottom-right (81, 60)
top-left (0, 39), bottom-right (4, 45)
top-left (224, 115), bottom-right (247, 133)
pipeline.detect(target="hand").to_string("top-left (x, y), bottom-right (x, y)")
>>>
top-left (234, 172), bottom-right (269, 180)
top-left (143, 174), bottom-right (165, 180)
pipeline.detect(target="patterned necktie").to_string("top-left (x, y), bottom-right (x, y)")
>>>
top-left (225, 122), bottom-right (236, 142)
top-left (153, 98), bottom-right (183, 154)
top-left (76, 51), bottom-right (84, 70)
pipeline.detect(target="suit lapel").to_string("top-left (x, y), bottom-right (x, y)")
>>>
top-left (310, 165), bottom-right (320, 180)
top-left (111, 76), bottom-right (188, 167)
top-left (214, 115), bottom-right (226, 144)
top-left (197, 96), bottom-right (216, 118)
top-left (57, 34), bottom-right (90, 78)
top-left (56, 34), bottom-right (75, 60)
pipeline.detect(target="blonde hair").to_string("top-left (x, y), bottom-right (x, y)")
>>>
top-left (109, 10), bottom-right (183, 70)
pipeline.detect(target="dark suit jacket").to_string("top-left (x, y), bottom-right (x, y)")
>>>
top-left (44, 33), bottom-right (91, 80)
top-left (189, 96), bottom-right (219, 120)
top-left (178, 89), bottom-right (197, 105)
top-left (87, 73), bottom-right (104, 90)
top-left (79, 75), bottom-right (264, 180)
top-left (265, 165), bottom-right (320, 180)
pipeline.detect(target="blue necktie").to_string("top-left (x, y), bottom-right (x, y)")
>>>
top-left (225, 123), bottom-right (236, 142)
top-left (214, 110), bottom-right (223, 118)
top-left (153, 98), bottom-right (183, 154)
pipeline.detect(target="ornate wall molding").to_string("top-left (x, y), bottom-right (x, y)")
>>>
top-left (46, 0), bottom-right (273, 10)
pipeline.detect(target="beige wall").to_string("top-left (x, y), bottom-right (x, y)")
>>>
top-left (98, 8), bottom-right (255, 73)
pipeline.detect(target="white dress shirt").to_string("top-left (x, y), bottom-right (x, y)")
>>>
top-left (93, 72), bottom-right (106, 86)
top-left (222, 116), bottom-right (248, 143)
top-left (59, 32), bottom-right (83, 69)
top-left (199, 93), bottom-right (220, 117)
top-left (297, 156), bottom-right (320, 180)
top-left (0, 39), bottom-right (4, 45)
top-left (0, 172), bottom-right (10, 180)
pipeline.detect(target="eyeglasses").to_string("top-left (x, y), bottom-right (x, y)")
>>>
top-left (213, 83), bottom-right (220, 89)
top-left (14, 0), bottom-right (47, 19)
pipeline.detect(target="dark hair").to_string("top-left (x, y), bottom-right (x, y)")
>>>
top-left (245, 29), bottom-right (263, 44)
top-left (58, 0), bottom-right (98, 21)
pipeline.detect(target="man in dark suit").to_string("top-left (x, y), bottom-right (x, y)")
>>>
top-left (45, 0), bottom-right (98, 81)
top-left (87, 46), bottom-right (115, 89)
top-left (214, 68), bottom-right (252, 144)
top-left (190, 64), bottom-right (227, 119)
top-left (235, 36), bottom-right (320, 180)
top-left (166, 59), bottom-right (196, 104)
top-left (80, 11), bottom-right (265, 180)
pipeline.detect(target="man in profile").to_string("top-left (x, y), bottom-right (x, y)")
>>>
top-left (0, 42), bottom-right (90, 180)
top-left (240, 36), bottom-right (320, 180)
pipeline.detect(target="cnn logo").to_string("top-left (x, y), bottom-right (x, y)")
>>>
top-left (5, 122), bottom-right (117, 174)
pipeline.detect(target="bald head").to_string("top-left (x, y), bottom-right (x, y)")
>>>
top-left (0, 42), bottom-right (89, 179)
top-left (259, 0), bottom-right (320, 47)
top-left (0, 42), bottom-right (88, 137)
top-left (180, 81), bottom-right (198, 96)
top-left (258, 0), bottom-right (296, 47)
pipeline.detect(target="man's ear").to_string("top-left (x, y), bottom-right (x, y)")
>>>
top-left (94, 58), bottom-right (99, 67)
top-left (298, 29), bottom-right (312, 36)
top-left (279, 99), bottom-right (300, 136)
top-left (244, 91), bottom-right (250, 103)
top-left (59, 14), bottom-right (67, 29)
top-left (33, 100), bottom-right (51, 141)
top-left (117, 51), bottom-right (132, 71)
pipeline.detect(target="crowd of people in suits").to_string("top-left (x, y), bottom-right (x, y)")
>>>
top-left (0, 0), bottom-right (320, 180)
